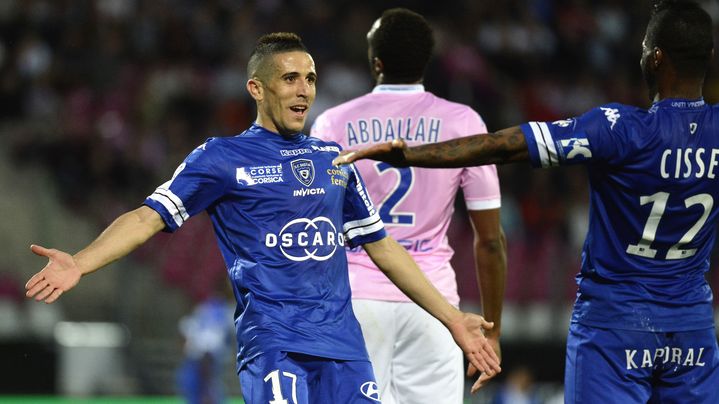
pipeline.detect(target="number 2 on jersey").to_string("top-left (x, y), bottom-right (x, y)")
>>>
top-left (375, 162), bottom-right (415, 226)
top-left (626, 192), bottom-right (713, 259)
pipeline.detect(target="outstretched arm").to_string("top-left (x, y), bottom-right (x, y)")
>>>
top-left (26, 205), bottom-right (165, 303)
top-left (362, 236), bottom-right (502, 391)
top-left (333, 126), bottom-right (529, 167)
top-left (466, 209), bottom-right (507, 392)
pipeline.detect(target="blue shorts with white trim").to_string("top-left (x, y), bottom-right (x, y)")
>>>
top-left (565, 322), bottom-right (719, 403)
top-left (239, 351), bottom-right (380, 404)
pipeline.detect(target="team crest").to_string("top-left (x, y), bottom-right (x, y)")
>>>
top-left (291, 159), bottom-right (315, 187)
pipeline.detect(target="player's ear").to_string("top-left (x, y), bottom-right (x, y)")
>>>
top-left (653, 47), bottom-right (663, 68)
top-left (247, 78), bottom-right (263, 102)
top-left (372, 57), bottom-right (383, 75)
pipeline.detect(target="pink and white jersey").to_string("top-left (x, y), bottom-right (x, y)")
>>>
top-left (311, 84), bottom-right (500, 305)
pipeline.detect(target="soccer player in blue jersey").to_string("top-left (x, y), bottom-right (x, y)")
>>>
top-left (24, 32), bottom-right (501, 403)
top-left (335, 1), bottom-right (719, 401)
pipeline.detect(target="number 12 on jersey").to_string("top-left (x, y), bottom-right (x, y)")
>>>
top-left (626, 192), bottom-right (712, 260)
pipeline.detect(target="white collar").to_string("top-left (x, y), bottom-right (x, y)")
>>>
top-left (372, 84), bottom-right (425, 94)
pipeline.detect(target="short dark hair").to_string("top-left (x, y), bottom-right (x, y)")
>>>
top-left (646, 0), bottom-right (714, 79)
top-left (369, 8), bottom-right (434, 83)
top-left (247, 32), bottom-right (308, 80)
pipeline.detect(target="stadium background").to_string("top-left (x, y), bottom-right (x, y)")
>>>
top-left (0, 0), bottom-right (717, 402)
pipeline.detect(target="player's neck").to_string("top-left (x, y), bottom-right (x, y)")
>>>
top-left (255, 116), bottom-right (278, 135)
top-left (654, 78), bottom-right (704, 102)
top-left (376, 76), bottom-right (423, 85)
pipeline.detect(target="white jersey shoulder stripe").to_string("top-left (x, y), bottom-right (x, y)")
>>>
top-left (155, 187), bottom-right (189, 221)
top-left (149, 186), bottom-right (189, 227)
top-left (528, 121), bottom-right (559, 168)
top-left (538, 122), bottom-right (559, 166)
top-left (149, 192), bottom-right (184, 227)
top-left (343, 213), bottom-right (382, 233)
top-left (345, 217), bottom-right (385, 241)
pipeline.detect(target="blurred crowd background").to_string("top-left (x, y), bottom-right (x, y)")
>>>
top-left (1, 0), bottom-right (718, 401)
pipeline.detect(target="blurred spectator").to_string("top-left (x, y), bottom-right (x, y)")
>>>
top-left (492, 366), bottom-right (541, 404)
top-left (176, 295), bottom-right (234, 404)
top-left (0, 272), bottom-right (23, 305)
top-left (0, 273), bottom-right (23, 338)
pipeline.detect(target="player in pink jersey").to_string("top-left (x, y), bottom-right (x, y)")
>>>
top-left (311, 8), bottom-right (506, 402)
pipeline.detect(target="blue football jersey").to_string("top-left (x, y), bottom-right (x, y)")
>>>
top-left (521, 98), bottom-right (718, 332)
top-left (144, 123), bottom-right (387, 370)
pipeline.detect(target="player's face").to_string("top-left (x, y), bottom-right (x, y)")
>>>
top-left (258, 51), bottom-right (317, 135)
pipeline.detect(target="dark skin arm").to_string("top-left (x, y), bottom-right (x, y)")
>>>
top-left (468, 210), bottom-right (506, 339)
top-left (333, 126), bottom-right (529, 167)
top-left (466, 209), bottom-right (507, 391)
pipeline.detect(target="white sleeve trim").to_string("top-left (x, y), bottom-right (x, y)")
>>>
top-left (343, 213), bottom-right (381, 231)
top-left (148, 187), bottom-right (189, 227)
top-left (465, 198), bottom-right (501, 211)
top-left (344, 212), bottom-right (384, 240)
top-left (528, 121), bottom-right (559, 168)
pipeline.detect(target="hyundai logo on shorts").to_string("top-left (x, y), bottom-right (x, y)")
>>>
top-left (360, 381), bottom-right (381, 401)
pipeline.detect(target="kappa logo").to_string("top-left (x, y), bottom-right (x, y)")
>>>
top-left (552, 119), bottom-right (574, 128)
top-left (560, 138), bottom-right (593, 160)
top-left (280, 148), bottom-right (312, 157)
top-left (360, 381), bottom-right (381, 402)
top-left (600, 107), bottom-right (621, 129)
top-left (291, 159), bottom-right (315, 187)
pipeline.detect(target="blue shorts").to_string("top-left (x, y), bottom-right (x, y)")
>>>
top-left (239, 351), bottom-right (380, 404)
top-left (566, 322), bottom-right (719, 404)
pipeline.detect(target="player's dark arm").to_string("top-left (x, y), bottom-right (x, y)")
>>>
top-left (469, 209), bottom-right (506, 341)
top-left (466, 209), bottom-right (506, 390)
top-left (334, 126), bottom-right (529, 167)
top-left (26, 206), bottom-right (166, 303)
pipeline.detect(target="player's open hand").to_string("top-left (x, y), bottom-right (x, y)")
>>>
top-left (332, 139), bottom-right (409, 166)
top-left (466, 334), bottom-right (502, 393)
top-left (25, 244), bottom-right (81, 303)
top-left (447, 312), bottom-right (501, 393)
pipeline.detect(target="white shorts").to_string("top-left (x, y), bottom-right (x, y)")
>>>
top-left (352, 299), bottom-right (464, 404)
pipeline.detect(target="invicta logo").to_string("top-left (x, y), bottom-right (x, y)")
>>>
top-left (293, 188), bottom-right (326, 197)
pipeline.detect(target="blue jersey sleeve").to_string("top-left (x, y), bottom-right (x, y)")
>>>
top-left (521, 104), bottom-right (634, 168)
top-left (342, 163), bottom-right (386, 247)
top-left (144, 138), bottom-right (230, 232)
